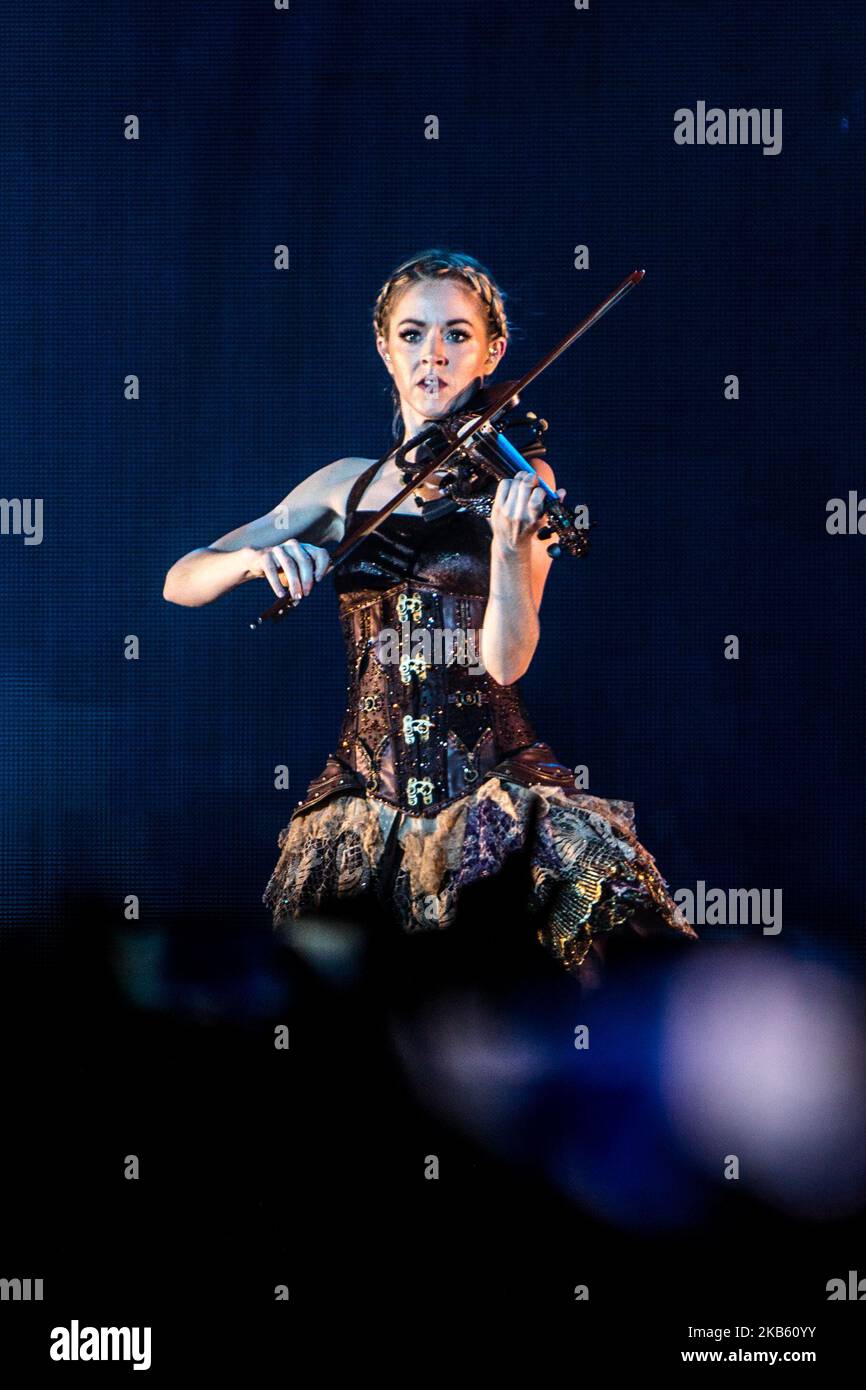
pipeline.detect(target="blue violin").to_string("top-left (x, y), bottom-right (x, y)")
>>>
top-left (251, 270), bottom-right (645, 628)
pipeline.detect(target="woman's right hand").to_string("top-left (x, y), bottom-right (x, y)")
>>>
top-left (247, 539), bottom-right (331, 601)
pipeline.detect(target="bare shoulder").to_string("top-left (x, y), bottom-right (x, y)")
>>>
top-left (290, 454), bottom-right (371, 494)
top-left (324, 457), bottom-right (380, 518)
top-left (285, 457), bottom-right (379, 542)
top-left (273, 455), bottom-right (373, 515)
top-left (250, 456), bottom-right (376, 550)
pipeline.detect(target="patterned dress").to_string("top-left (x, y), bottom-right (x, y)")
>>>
top-left (262, 454), bottom-right (697, 983)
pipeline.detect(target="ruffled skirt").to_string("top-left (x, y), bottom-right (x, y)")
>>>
top-left (262, 776), bottom-right (697, 982)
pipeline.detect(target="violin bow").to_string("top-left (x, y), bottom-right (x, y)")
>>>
top-left (250, 268), bottom-right (645, 628)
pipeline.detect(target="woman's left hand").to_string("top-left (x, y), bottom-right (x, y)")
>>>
top-left (489, 472), bottom-right (565, 555)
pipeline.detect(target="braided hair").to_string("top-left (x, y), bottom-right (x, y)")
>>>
top-left (372, 249), bottom-right (511, 441)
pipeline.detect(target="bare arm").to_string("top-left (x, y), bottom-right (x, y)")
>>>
top-left (162, 458), bottom-right (360, 607)
top-left (479, 461), bottom-right (559, 685)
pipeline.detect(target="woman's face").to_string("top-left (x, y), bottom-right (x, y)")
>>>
top-left (377, 277), bottom-right (506, 421)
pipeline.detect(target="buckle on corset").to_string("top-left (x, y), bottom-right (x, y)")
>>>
top-left (449, 689), bottom-right (484, 708)
top-left (406, 776), bottom-right (435, 807)
top-left (402, 714), bottom-right (433, 745)
top-left (399, 653), bottom-right (428, 684)
top-left (396, 592), bottom-right (424, 623)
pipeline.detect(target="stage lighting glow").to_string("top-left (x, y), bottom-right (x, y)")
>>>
top-left (660, 946), bottom-right (866, 1218)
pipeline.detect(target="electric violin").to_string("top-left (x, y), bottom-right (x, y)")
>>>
top-left (250, 269), bottom-right (645, 628)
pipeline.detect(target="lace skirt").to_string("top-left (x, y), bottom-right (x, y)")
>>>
top-left (262, 777), bottom-right (697, 982)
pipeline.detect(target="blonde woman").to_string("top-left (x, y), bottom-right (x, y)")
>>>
top-left (164, 249), bottom-right (696, 985)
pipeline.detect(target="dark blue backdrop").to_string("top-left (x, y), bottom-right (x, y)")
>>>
top-left (2, 0), bottom-right (864, 968)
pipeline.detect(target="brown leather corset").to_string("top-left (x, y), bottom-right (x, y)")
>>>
top-left (331, 579), bottom-right (537, 815)
top-left (290, 448), bottom-right (558, 819)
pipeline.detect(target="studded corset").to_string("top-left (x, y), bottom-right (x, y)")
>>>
top-left (292, 453), bottom-right (547, 819)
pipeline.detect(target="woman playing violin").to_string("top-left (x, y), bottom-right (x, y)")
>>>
top-left (164, 249), bottom-right (695, 986)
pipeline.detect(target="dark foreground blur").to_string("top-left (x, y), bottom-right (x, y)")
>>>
top-left (1, 878), bottom-right (864, 1372)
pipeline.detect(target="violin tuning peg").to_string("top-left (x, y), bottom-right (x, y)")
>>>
top-left (546, 542), bottom-right (562, 559)
top-left (537, 525), bottom-right (553, 540)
